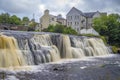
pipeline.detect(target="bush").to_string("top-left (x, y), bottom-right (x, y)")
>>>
top-left (112, 46), bottom-right (118, 53)
top-left (43, 24), bottom-right (78, 35)
top-left (100, 36), bottom-right (107, 45)
top-left (79, 34), bottom-right (100, 37)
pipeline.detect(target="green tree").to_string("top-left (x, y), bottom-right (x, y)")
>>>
top-left (28, 22), bottom-right (37, 31)
top-left (22, 17), bottom-right (29, 26)
top-left (0, 13), bottom-right (10, 24)
top-left (107, 14), bottom-right (120, 46)
top-left (10, 15), bottom-right (21, 25)
top-left (93, 15), bottom-right (108, 35)
top-left (22, 17), bottom-right (29, 22)
top-left (93, 14), bottom-right (120, 47)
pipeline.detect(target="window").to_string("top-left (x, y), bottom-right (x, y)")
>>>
top-left (75, 22), bottom-right (79, 26)
top-left (75, 22), bottom-right (76, 25)
top-left (75, 15), bottom-right (79, 20)
top-left (52, 18), bottom-right (54, 21)
top-left (77, 22), bottom-right (79, 25)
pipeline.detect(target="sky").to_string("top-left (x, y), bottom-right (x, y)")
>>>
top-left (0, 0), bottom-right (120, 22)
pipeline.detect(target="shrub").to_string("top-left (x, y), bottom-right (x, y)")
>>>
top-left (79, 34), bottom-right (100, 37)
top-left (44, 24), bottom-right (78, 35)
top-left (100, 36), bottom-right (107, 45)
top-left (112, 46), bottom-right (118, 53)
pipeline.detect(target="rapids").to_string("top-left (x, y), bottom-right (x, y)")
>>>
top-left (0, 30), bottom-right (110, 68)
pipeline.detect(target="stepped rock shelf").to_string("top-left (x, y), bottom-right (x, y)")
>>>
top-left (0, 30), bottom-right (120, 80)
top-left (0, 30), bottom-right (110, 68)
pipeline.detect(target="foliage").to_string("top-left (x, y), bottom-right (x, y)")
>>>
top-left (10, 15), bottom-right (21, 25)
top-left (43, 24), bottom-right (78, 35)
top-left (100, 36), bottom-right (107, 45)
top-left (22, 17), bottom-right (29, 22)
top-left (79, 34), bottom-right (100, 37)
top-left (0, 13), bottom-right (39, 31)
top-left (22, 17), bottom-right (29, 26)
top-left (0, 13), bottom-right (10, 24)
top-left (112, 46), bottom-right (118, 53)
top-left (93, 14), bottom-right (120, 47)
top-left (0, 13), bottom-right (31, 26)
top-left (28, 22), bottom-right (37, 31)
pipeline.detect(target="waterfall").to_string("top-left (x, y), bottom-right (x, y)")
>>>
top-left (0, 31), bottom-right (110, 68)
top-left (0, 35), bottom-right (26, 67)
top-left (29, 34), bottom-right (60, 64)
top-left (70, 36), bottom-right (109, 57)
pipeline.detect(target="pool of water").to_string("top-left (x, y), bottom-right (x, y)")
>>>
top-left (0, 54), bottom-right (120, 80)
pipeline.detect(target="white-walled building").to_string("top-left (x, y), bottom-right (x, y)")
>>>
top-left (66, 7), bottom-right (107, 35)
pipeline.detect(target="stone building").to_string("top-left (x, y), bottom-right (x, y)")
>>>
top-left (40, 10), bottom-right (66, 31)
top-left (66, 7), bottom-right (107, 35)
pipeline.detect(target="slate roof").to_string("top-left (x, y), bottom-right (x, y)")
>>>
top-left (67, 7), bottom-right (85, 16)
top-left (67, 7), bottom-right (104, 18)
top-left (84, 12), bottom-right (97, 18)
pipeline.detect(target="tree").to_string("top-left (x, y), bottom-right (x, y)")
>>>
top-left (0, 13), bottom-right (10, 24)
top-left (107, 14), bottom-right (120, 46)
top-left (28, 22), bottom-right (37, 31)
top-left (22, 17), bottom-right (29, 26)
top-left (93, 14), bottom-right (120, 47)
top-left (93, 15), bottom-right (108, 35)
top-left (22, 17), bottom-right (29, 22)
top-left (10, 15), bottom-right (21, 25)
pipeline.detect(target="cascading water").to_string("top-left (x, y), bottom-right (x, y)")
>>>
top-left (0, 35), bottom-right (26, 67)
top-left (0, 31), bottom-right (110, 68)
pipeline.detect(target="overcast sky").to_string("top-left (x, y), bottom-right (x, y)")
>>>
top-left (0, 0), bottom-right (120, 22)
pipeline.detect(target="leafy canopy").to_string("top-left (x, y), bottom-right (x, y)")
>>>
top-left (93, 14), bottom-right (120, 47)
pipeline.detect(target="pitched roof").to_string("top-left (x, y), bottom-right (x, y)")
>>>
top-left (67, 7), bottom-right (85, 16)
top-left (84, 12), bottom-right (97, 18)
top-left (67, 7), bottom-right (105, 18)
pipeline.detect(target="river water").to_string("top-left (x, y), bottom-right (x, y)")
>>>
top-left (0, 54), bottom-right (120, 80)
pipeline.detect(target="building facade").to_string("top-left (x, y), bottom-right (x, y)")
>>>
top-left (40, 10), bottom-right (66, 31)
top-left (66, 7), bottom-right (107, 34)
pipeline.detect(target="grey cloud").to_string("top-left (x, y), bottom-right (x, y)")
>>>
top-left (77, 0), bottom-right (120, 13)
top-left (0, 0), bottom-right (120, 22)
top-left (0, 0), bottom-right (41, 14)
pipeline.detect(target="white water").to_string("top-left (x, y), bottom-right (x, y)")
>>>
top-left (0, 31), bottom-right (110, 68)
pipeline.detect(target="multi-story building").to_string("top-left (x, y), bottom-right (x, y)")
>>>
top-left (40, 7), bottom-right (106, 35)
top-left (40, 10), bottom-right (66, 31)
top-left (66, 7), bottom-right (107, 34)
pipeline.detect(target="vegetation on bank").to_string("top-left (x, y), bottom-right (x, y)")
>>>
top-left (93, 13), bottom-right (120, 52)
top-left (0, 13), bottom-right (37, 30)
top-left (43, 24), bottom-right (78, 35)
top-left (112, 46), bottom-right (118, 53)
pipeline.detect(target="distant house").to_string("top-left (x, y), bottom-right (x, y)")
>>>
top-left (66, 7), bottom-right (107, 35)
top-left (40, 10), bottom-right (66, 31)
top-left (57, 14), bottom-right (66, 26)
